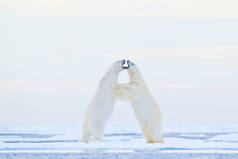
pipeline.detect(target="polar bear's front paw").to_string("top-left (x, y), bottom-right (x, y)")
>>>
top-left (80, 137), bottom-right (90, 143)
top-left (146, 139), bottom-right (154, 143)
top-left (92, 136), bottom-right (102, 141)
top-left (154, 138), bottom-right (165, 143)
top-left (80, 139), bottom-right (89, 143)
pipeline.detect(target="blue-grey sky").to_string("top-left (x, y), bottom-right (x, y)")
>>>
top-left (1, 0), bottom-right (238, 127)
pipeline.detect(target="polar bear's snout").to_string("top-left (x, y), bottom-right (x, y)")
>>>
top-left (127, 60), bottom-right (135, 66)
top-left (122, 59), bottom-right (129, 69)
top-left (122, 59), bottom-right (126, 65)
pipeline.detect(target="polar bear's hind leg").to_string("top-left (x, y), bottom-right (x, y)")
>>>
top-left (147, 116), bottom-right (164, 143)
top-left (92, 123), bottom-right (106, 141)
top-left (80, 127), bottom-right (92, 143)
top-left (142, 128), bottom-right (154, 143)
top-left (148, 126), bottom-right (164, 143)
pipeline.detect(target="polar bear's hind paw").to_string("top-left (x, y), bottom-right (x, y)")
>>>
top-left (146, 139), bottom-right (154, 143)
top-left (154, 138), bottom-right (165, 143)
top-left (80, 138), bottom-right (89, 143)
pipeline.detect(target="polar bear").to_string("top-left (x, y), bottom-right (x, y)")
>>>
top-left (114, 60), bottom-right (164, 143)
top-left (80, 60), bottom-right (128, 143)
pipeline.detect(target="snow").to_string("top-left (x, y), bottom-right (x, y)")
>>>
top-left (207, 134), bottom-right (238, 143)
top-left (0, 125), bottom-right (238, 158)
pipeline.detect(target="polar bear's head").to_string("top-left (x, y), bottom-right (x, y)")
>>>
top-left (126, 60), bottom-right (144, 82)
top-left (126, 60), bottom-right (137, 74)
top-left (109, 60), bottom-right (128, 73)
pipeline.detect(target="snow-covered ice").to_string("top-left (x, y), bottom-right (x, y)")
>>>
top-left (0, 125), bottom-right (238, 158)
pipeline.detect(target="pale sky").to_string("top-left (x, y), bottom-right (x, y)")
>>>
top-left (0, 0), bottom-right (238, 127)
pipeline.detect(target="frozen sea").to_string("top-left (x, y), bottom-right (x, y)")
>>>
top-left (1, 125), bottom-right (238, 158)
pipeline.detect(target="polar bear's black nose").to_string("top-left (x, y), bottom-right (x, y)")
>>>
top-left (122, 59), bottom-right (126, 65)
top-left (122, 59), bottom-right (129, 69)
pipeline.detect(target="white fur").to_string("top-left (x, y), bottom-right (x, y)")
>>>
top-left (80, 60), bottom-right (124, 143)
top-left (114, 61), bottom-right (164, 143)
